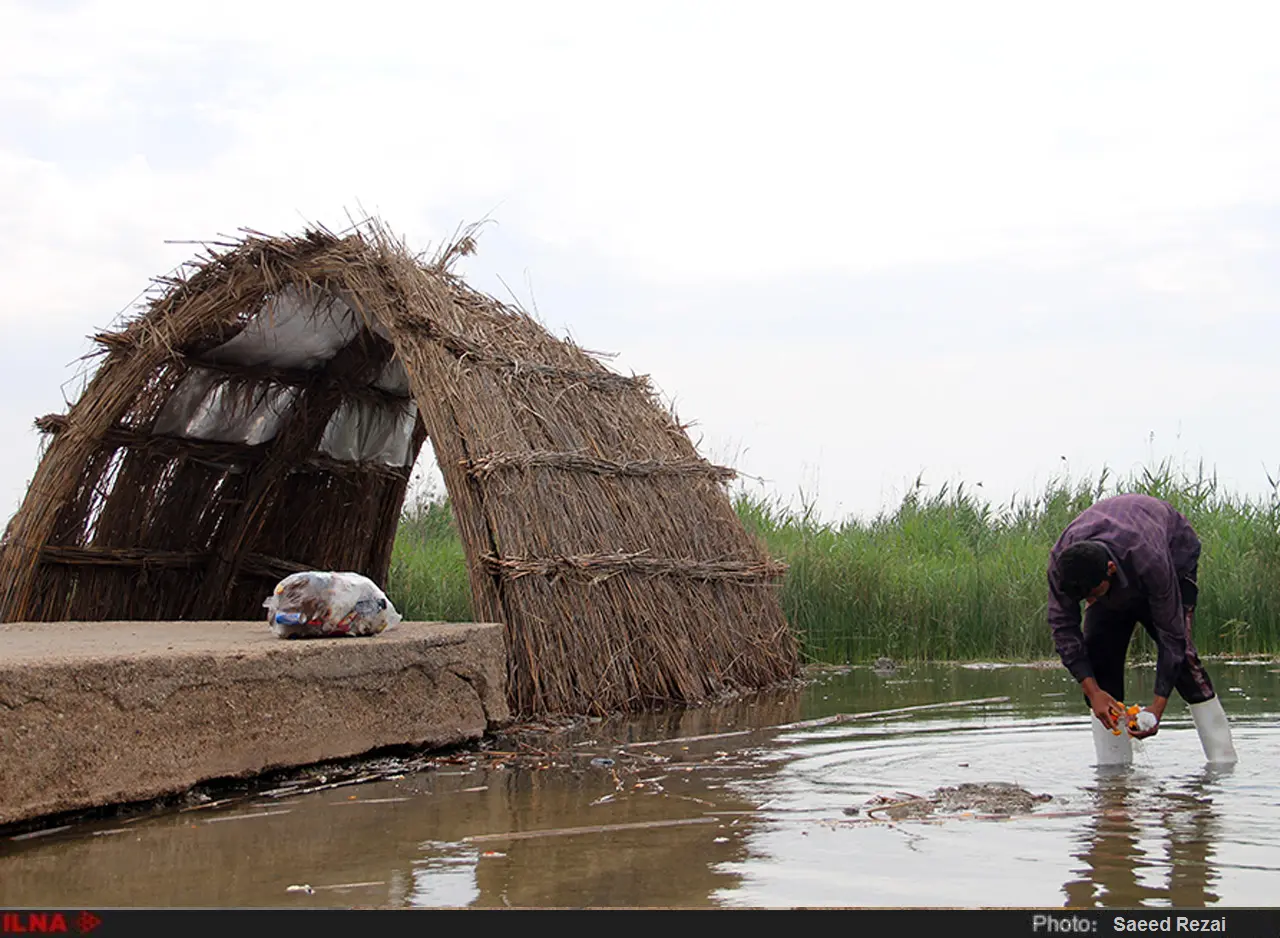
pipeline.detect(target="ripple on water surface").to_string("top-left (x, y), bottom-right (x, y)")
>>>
top-left (1, 662), bottom-right (1278, 908)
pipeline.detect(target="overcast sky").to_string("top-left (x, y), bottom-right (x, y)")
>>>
top-left (3, 0), bottom-right (1279, 525)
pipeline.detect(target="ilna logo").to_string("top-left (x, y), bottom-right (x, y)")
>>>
top-left (0, 912), bottom-right (101, 934)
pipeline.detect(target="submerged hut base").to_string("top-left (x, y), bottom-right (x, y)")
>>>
top-left (0, 619), bottom-right (508, 827)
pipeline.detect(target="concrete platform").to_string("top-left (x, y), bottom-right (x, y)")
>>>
top-left (0, 620), bottom-right (509, 827)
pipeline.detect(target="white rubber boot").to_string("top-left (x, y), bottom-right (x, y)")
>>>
top-left (1189, 696), bottom-right (1238, 765)
top-left (1091, 717), bottom-right (1133, 766)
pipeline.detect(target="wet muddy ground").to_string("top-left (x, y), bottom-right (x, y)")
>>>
top-left (2, 659), bottom-right (1278, 908)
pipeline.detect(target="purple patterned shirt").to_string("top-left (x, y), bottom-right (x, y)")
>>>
top-left (1046, 493), bottom-right (1201, 698)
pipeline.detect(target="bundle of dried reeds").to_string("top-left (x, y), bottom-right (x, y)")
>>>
top-left (0, 222), bottom-right (798, 714)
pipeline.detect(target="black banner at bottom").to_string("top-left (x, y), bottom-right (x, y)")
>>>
top-left (0, 907), bottom-right (1276, 932)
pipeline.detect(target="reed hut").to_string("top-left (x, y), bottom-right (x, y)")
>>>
top-left (0, 223), bottom-right (797, 715)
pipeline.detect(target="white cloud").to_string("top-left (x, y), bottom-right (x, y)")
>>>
top-left (7, 1), bottom-right (1280, 282)
top-left (3, 0), bottom-right (1280, 523)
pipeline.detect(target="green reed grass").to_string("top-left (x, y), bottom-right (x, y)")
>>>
top-left (388, 459), bottom-right (1280, 664)
top-left (387, 493), bottom-right (473, 623)
top-left (739, 461), bottom-right (1280, 664)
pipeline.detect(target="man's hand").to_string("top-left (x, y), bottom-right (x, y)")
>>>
top-left (1081, 677), bottom-right (1123, 730)
top-left (1128, 695), bottom-right (1169, 740)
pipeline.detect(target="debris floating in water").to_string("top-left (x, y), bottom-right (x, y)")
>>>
top-left (857, 783), bottom-right (1053, 822)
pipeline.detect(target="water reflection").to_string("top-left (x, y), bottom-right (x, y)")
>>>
top-left (412, 844), bottom-right (480, 907)
top-left (1063, 766), bottom-right (1229, 908)
top-left (409, 757), bottom-right (770, 908)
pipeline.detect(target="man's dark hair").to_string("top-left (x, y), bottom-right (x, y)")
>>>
top-left (1058, 540), bottom-right (1110, 602)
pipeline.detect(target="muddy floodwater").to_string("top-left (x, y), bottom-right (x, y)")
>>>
top-left (3, 660), bottom-right (1279, 908)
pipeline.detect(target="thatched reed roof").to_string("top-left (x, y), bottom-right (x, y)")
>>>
top-left (0, 222), bottom-right (798, 715)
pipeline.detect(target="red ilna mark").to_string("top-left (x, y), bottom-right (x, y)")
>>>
top-left (2, 912), bottom-right (67, 933)
top-left (75, 913), bottom-right (101, 935)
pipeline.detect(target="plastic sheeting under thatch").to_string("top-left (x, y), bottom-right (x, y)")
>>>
top-left (0, 222), bottom-right (798, 715)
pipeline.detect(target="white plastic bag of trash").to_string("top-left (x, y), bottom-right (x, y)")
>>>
top-left (263, 571), bottom-right (401, 638)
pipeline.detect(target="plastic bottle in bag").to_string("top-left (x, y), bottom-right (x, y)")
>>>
top-left (263, 571), bottom-right (402, 638)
